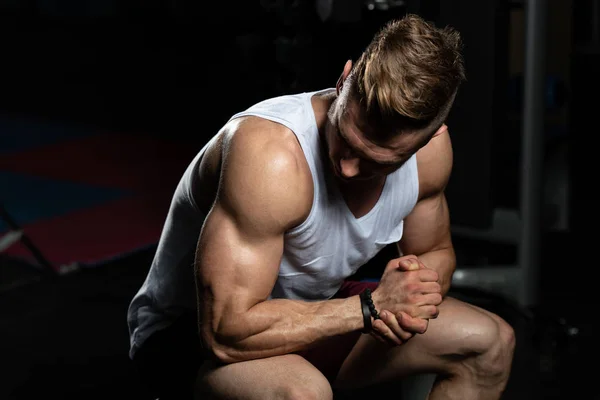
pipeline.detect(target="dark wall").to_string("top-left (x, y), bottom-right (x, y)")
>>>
top-left (434, 0), bottom-right (510, 229)
top-left (0, 2), bottom-right (286, 144)
top-left (0, 1), bottom-right (409, 148)
top-left (570, 0), bottom-right (597, 248)
top-left (1, 1), bottom-right (572, 232)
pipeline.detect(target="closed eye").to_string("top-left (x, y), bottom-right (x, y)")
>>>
top-left (338, 122), bottom-right (407, 167)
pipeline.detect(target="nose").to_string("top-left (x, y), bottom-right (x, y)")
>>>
top-left (339, 156), bottom-right (360, 179)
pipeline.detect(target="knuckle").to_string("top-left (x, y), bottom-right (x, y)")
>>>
top-left (405, 283), bottom-right (418, 293)
top-left (427, 305), bottom-right (438, 317)
top-left (406, 293), bottom-right (418, 305)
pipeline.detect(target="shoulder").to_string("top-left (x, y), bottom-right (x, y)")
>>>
top-left (222, 116), bottom-right (311, 180)
top-left (415, 124), bottom-right (453, 200)
top-left (219, 116), bottom-right (314, 230)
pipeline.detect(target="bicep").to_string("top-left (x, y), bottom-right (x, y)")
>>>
top-left (196, 201), bottom-right (283, 320)
top-left (399, 128), bottom-right (453, 255)
top-left (194, 128), bottom-right (311, 340)
top-left (398, 192), bottom-right (452, 256)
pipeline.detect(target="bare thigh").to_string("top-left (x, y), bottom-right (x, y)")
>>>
top-left (333, 296), bottom-right (512, 389)
top-left (195, 354), bottom-right (334, 400)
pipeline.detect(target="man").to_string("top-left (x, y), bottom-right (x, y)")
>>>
top-left (128, 14), bottom-right (516, 400)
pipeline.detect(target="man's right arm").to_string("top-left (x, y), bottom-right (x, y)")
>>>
top-left (195, 124), bottom-right (364, 365)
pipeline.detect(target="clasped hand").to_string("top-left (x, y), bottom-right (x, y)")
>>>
top-left (369, 255), bottom-right (442, 346)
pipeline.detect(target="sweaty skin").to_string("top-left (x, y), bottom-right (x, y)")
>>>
top-left (191, 73), bottom-right (513, 400)
top-left (196, 116), bottom-right (366, 363)
top-left (192, 90), bottom-right (448, 364)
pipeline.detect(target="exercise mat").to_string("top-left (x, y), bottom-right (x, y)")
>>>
top-left (0, 113), bottom-right (198, 273)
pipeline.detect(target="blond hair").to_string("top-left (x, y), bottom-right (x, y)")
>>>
top-left (350, 14), bottom-right (466, 138)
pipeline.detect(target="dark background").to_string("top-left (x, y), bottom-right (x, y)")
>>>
top-left (0, 0), bottom-right (591, 399)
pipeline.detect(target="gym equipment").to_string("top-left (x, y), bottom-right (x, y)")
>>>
top-left (0, 202), bottom-right (55, 276)
top-left (450, 0), bottom-right (547, 310)
top-left (0, 201), bottom-right (58, 294)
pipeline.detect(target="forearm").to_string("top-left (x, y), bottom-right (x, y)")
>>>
top-left (203, 295), bottom-right (363, 364)
top-left (416, 246), bottom-right (456, 296)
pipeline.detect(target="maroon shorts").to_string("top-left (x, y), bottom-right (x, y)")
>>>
top-left (296, 279), bottom-right (379, 382)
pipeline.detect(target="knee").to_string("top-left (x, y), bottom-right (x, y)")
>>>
top-left (277, 371), bottom-right (333, 400)
top-left (275, 382), bottom-right (333, 400)
top-left (466, 313), bottom-right (516, 380)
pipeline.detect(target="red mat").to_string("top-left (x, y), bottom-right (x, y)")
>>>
top-left (1, 130), bottom-right (201, 272)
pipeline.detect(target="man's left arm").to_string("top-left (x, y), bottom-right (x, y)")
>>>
top-left (397, 127), bottom-right (455, 297)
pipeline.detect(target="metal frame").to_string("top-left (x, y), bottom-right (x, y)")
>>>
top-left (451, 0), bottom-right (547, 310)
top-left (0, 202), bottom-right (56, 276)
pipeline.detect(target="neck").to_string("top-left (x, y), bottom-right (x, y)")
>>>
top-left (337, 175), bottom-right (386, 192)
top-left (312, 91), bottom-right (337, 130)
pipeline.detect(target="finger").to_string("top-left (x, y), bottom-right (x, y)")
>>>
top-left (406, 304), bottom-right (438, 320)
top-left (372, 317), bottom-right (404, 346)
top-left (417, 268), bottom-right (440, 282)
top-left (380, 310), bottom-right (414, 341)
top-left (384, 256), bottom-right (417, 274)
top-left (397, 312), bottom-right (429, 334)
top-left (418, 282), bottom-right (442, 295)
top-left (416, 305), bottom-right (439, 319)
top-left (371, 329), bottom-right (396, 346)
top-left (418, 292), bottom-right (443, 306)
top-left (397, 258), bottom-right (420, 271)
top-left (369, 329), bottom-right (388, 345)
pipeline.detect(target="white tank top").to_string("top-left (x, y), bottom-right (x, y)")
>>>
top-left (126, 89), bottom-right (419, 358)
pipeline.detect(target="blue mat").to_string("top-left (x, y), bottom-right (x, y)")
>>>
top-left (0, 170), bottom-right (130, 233)
top-left (0, 113), bottom-right (93, 154)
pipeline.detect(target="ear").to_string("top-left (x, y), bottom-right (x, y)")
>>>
top-left (432, 123), bottom-right (448, 138)
top-left (336, 60), bottom-right (353, 94)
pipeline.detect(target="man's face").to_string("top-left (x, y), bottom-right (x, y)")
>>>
top-left (324, 96), bottom-right (430, 182)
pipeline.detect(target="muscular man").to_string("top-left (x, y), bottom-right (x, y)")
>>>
top-left (128, 14), bottom-right (515, 400)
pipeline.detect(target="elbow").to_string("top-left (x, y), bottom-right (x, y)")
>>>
top-left (443, 254), bottom-right (457, 296)
top-left (423, 245), bottom-right (455, 297)
top-left (442, 278), bottom-right (453, 298)
top-left (208, 343), bottom-right (239, 365)
top-left (200, 326), bottom-right (247, 365)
